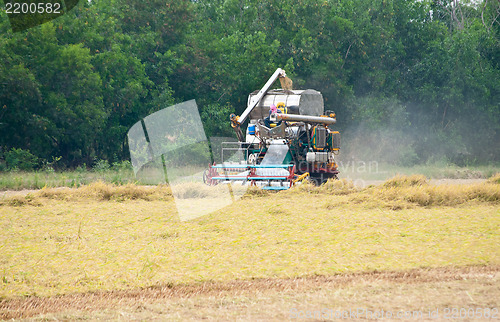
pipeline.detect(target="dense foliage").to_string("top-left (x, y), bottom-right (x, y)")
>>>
top-left (0, 0), bottom-right (499, 168)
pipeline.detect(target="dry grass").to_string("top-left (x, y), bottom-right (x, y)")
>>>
top-left (286, 178), bottom-right (357, 196)
top-left (283, 174), bottom-right (500, 209)
top-left (382, 174), bottom-right (428, 188)
top-left (0, 181), bottom-right (173, 205)
top-left (364, 175), bottom-right (500, 208)
top-left (0, 194), bottom-right (42, 207)
top-left (487, 172), bottom-right (500, 184)
top-left (2, 175), bottom-right (498, 207)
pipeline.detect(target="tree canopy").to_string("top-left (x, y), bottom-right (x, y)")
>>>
top-left (0, 0), bottom-right (499, 168)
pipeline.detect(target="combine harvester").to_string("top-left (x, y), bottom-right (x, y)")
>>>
top-left (204, 68), bottom-right (341, 190)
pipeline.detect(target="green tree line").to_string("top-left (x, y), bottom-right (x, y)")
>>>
top-left (0, 0), bottom-right (499, 168)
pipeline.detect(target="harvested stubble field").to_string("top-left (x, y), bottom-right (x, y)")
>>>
top-left (1, 175), bottom-right (499, 320)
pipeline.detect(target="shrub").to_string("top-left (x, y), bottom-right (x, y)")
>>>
top-left (4, 148), bottom-right (39, 171)
top-left (92, 159), bottom-right (110, 172)
top-left (111, 160), bottom-right (132, 171)
top-left (76, 164), bottom-right (88, 173)
top-left (41, 156), bottom-right (62, 172)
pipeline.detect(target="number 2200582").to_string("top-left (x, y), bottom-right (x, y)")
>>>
top-left (5, 2), bottom-right (61, 14)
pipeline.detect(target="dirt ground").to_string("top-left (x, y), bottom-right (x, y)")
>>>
top-left (1, 266), bottom-right (498, 321)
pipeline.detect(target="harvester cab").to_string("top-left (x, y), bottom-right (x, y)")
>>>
top-left (205, 68), bottom-right (340, 189)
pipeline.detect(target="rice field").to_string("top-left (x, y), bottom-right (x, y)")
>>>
top-left (0, 175), bottom-right (499, 319)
